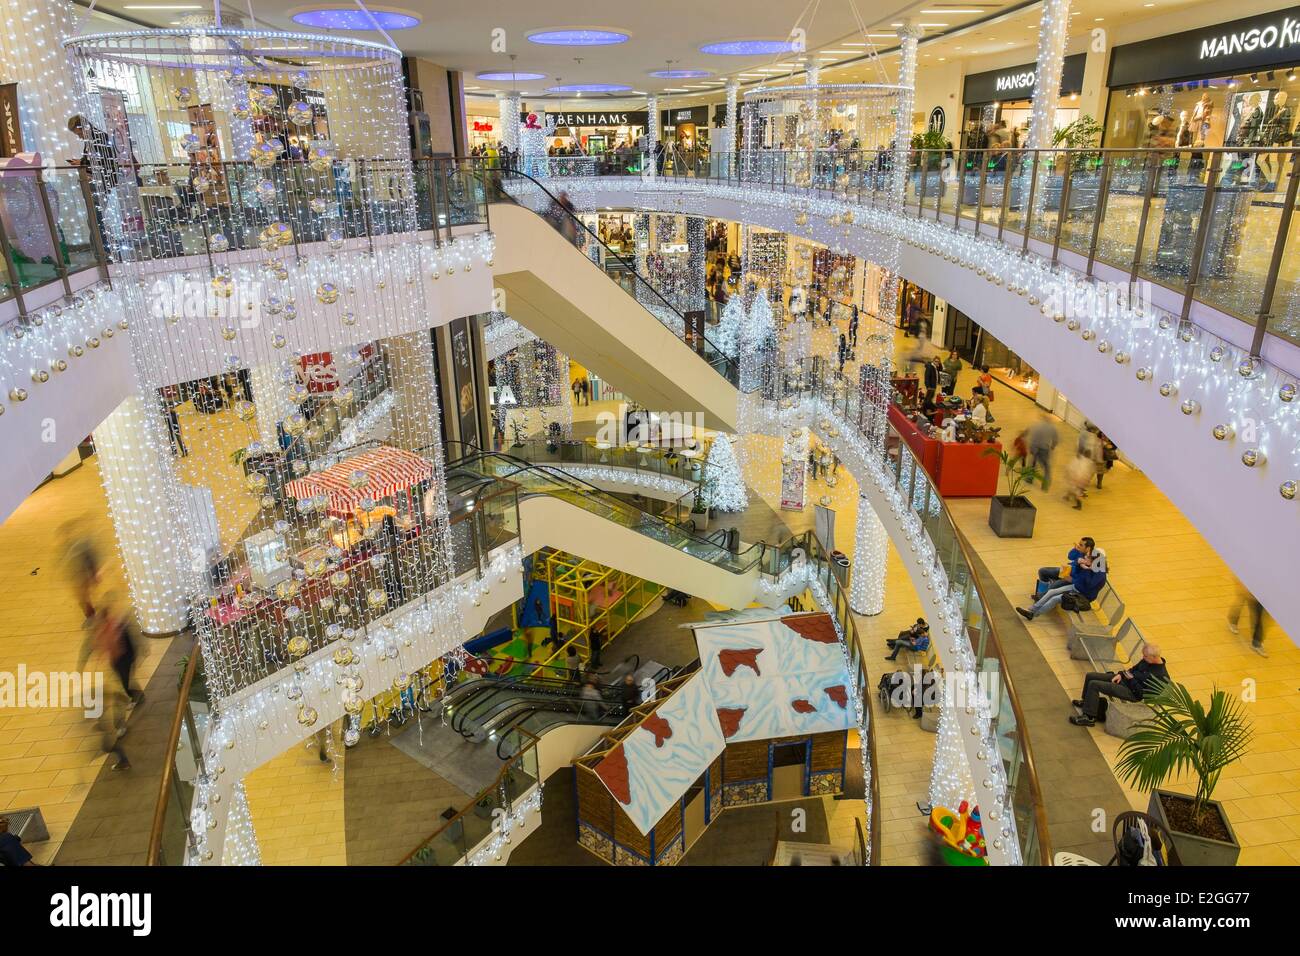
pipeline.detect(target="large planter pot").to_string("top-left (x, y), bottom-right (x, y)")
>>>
top-left (1147, 790), bottom-right (1240, 867)
top-left (691, 509), bottom-right (709, 532)
top-left (988, 495), bottom-right (1036, 538)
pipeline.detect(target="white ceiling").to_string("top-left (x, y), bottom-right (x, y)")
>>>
top-left (83, 0), bottom-right (1215, 110)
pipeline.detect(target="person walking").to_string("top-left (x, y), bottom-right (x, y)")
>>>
top-left (1227, 586), bottom-right (1267, 656)
top-left (1027, 413), bottom-right (1059, 491)
top-left (923, 355), bottom-right (942, 403)
top-left (1063, 451), bottom-right (1094, 510)
top-left (80, 604), bottom-right (142, 771)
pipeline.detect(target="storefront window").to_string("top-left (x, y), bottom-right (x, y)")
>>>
top-left (1103, 74), bottom-right (1299, 151)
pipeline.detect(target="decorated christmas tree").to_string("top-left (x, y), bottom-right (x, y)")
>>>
top-left (704, 434), bottom-right (748, 512)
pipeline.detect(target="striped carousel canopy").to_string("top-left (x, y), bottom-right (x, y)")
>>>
top-left (284, 445), bottom-right (434, 515)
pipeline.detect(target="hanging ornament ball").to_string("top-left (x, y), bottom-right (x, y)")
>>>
top-left (288, 101), bottom-right (314, 126)
top-left (343, 692), bottom-right (364, 715)
top-left (1211, 423), bottom-right (1234, 441)
top-left (192, 172), bottom-right (212, 193)
top-left (344, 727), bottom-right (361, 747)
top-left (1158, 382), bottom-right (1176, 397)
top-left (341, 310), bottom-right (358, 327)
top-left (182, 132), bottom-right (202, 154)
top-left (326, 229), bottom-right (345, 251)
top-left (311, 148), bottom-right (334, 173)
top-left (284, 412), bottom-right (307, 435)
top-left (1136, 367), bottom-right (1152, 381)
top-left (234, 400), bottom-right (257, 422)
top-left (1180, 399), bottom-right (1199, 415)
top-left (1281, 382), bottom-right (1298, 403)
top-left (367, 588), bottom-right (388, 610)
top-left (348, 468), bottom-right (369, 489)
top-left (1241, 448), bottom-right (1263, 467)
top-left (1209, 345), bottom-right (1226, 362)
top-left (334, 647), bottom-right (355, 667)
top-left (330, 570), bottom-right (351, 589)
top-left (316, 282), bottom-right (339, 305)
top-left (1281, 480), bottom-right (1297, 500)
top-left (250, 141), bottom-right (279, 168)
top-left (310, 197), bottom-right (329, 215)
top-left (255, 179), bottom-right (277, 203)
top-left (297, 705), bottom-right (319, 727)
top-left (272, 333), bottom-right (287, 350)
top-left (174, 86), bottom-right (196, 106)
top-left (286, 635), bottom-right (310, 658)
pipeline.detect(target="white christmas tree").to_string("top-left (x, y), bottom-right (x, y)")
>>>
top-left (714, 296), bottom-right (746, 360)
top-left (704, 434), bottom-right (748, 512)
top-left (928, 684), bottom-right (977, 812)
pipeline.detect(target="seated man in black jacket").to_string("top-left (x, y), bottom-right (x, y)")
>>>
top-left (1070, 643), bottom-right (1169, 726)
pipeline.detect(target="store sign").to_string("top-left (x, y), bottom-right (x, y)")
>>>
top-left (962, 52), bottom-right (1086, 105)
top-left (527, 111), bottom-right (648, 127)
top-left (0, 83), bottom-right (22, 157)
top-left (472, 120), bottom-right (494, 132)
top-left (662, 106), bottom-right (709, 127)
top-left (928, 106), bottom-right (945, 134)
top-left (1110, 8), bottom-right (1300, 88)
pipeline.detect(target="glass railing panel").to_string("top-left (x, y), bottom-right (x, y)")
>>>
top-left (1001, 155), bottom-right (1033, 237)
top-left (42, 168), bottom-right (100, 274)
top-left (1093, 152), bottom-right (1150, 271)
top-left (1058, 153), bottom-right (1105, 255)
top-left (0, 177), bottom-right (62, 291)
top-left (1263, 176), bottom-right (1300, 345)
top-left (1134, 151), bottom-right (1183, 280)
top-left (1195, 150), bottom-right (1287, 323)
top-left (957, 152), bottom-right (985, 223)
top-left (1029, 151), bottom-right (1066, 244)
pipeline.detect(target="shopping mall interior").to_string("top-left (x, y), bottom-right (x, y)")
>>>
top-left (1, 0), bottom-right (1298, 895)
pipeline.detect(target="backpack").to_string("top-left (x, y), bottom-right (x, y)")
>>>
top-left (1061, 592), bottom-right (1092, 612)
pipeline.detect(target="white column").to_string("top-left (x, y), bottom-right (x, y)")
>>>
top-left (646, 94), bottom-right (659, 177)
top-left (250, 362), bottom-right (295, 445)
top-left (498, 92), bottom-right (521, 153)
top-left (221, 780), bottom-right (262, 865)
top-left (891, 24), bottom-right (923, 207)
top-left (849, 496), bottom-right (887, 615)
top-left (0, 0), bottom-right (80, 166)
top-left (1026, 0), bottom-right (1072, 150)
top-left (717, 80), bottom-right (739, 177)
top-left (94, 394), bottom-right (200, 634)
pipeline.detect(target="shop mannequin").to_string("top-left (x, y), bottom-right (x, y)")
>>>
top-left (1261, 90), bottom-right (1296, 188)
top-left (1176, 110), bottom-right (1194, 147)
top-left (1191, 93), bottom-right (1214, 147)
top-left (1147, 110), bottom-right (1176, 148)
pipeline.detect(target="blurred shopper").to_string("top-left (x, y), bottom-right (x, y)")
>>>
top-left (1027, 414), bottom-right (1059, 491)
top-left (1227, 585), bottom-right (1267, 657)
top-left (0, 816), bottom-right (37, 867)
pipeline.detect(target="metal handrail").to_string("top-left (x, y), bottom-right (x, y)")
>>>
top-left (396, 726), bottom-right (541, 865)
top-left (145, 646), bottom-right (200, 866)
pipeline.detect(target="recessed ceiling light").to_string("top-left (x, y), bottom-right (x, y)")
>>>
top-left (528, 29), bottom-right (629, 46)
top-left (546, 83), bottom-right (632, 93)
top-left (919, 23), bottom-right (949, 28)
top-left (920, 8), bottom-right (987, 13)
top-left (700, 39), bottom-right (801, 56)
top-left (649, 69), bottom-right (712, 79)
top-left (123, 4), bottom-right (202, 8)
top-left (291, 8), bottom-right (421, 30)
top-left (476, 71), bottom-right (546, 82)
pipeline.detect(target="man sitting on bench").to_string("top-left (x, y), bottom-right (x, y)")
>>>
top-left (1069, 643), bottom-right (1169, 727)
top-left (885, 618), bottom-right (931, 661)
top-left (1015, 536), bottom-right (1107, 621)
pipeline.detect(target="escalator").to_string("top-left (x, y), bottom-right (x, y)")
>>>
top-left (481, 166), bottom-right (740, 431)
top-left (446, 449), bottom-right (794, 609)
top-left (442, 655), bottom-right (671, 759)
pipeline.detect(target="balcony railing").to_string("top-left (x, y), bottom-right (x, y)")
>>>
top-left (0, 157), bottom-right (490, 318)
top-left (541, 145), bottom-right (1300, 356)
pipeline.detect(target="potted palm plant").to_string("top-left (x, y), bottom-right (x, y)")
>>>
top-left (690, 478), bottom-right (712, 532)
top-left (1041, 115), bottom-right (1103, 211)
top-left (1114, 680), bottom-right (1252, 866)
top-left (983, 448), bottom-right (1040, 538)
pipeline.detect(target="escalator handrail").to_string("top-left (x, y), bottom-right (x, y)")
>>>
top-left (445, 443), bottom-right (775, 573)
top-left (478, 161), bottom-right (737, 382)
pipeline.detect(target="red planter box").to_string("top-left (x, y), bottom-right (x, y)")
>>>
top-left (888, 405), bottom-right (1000, 498)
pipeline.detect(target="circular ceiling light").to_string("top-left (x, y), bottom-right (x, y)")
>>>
top-left (649, 69), bottom-right (713, 79)
top-left (476, 70), bottom-right (547, 82)
top-left (528, 29), bottom-right (629, 46)
top-left (700, 39), bottom-right (800, 56)
top-left (546, 83), bottom-right (632, 93)
top-left (292, 8), bottom-right (421, 30)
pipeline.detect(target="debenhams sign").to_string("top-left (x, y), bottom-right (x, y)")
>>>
top-left (1199, 15), bottom-right (1300, 60)
top-left (527, 111), bottom-right (647, 127)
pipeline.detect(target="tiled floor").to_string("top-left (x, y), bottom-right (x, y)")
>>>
top-left (0, 460), bottom-right (180, 864)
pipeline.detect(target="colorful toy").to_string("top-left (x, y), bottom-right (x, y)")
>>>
top-left (929, 800), bottom-right (989, 865)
